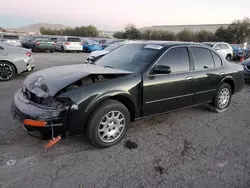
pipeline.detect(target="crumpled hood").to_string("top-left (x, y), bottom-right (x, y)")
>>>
top-left (23, 64), bottom-right (133, 96)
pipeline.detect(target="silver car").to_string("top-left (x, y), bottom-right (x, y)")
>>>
top-left (0, 42), bottom-right (35, 81)
top-left (0, 34), bottom-right (22, 47)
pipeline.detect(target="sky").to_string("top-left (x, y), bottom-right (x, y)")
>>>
top-left (1, 0), bottom-right (250, 31)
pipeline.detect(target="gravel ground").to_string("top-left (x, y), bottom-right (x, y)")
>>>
top-left (0, 52), bottom-right (250, 188)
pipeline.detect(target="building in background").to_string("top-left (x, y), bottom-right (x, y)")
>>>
top-left (140, 24), bottom-right (230, 33)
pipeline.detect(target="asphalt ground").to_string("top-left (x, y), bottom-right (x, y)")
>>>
top-left (0, 52), bottom-right (250, 188)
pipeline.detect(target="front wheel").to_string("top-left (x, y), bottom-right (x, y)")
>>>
top-left (86, 99), bottom-right (130, 148)
top-left (210, 83), bottom-right (232, 113)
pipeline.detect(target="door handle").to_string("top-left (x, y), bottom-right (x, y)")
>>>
top-left (185, 76), bottom-right (193, 80)
top-left (220, 72), bottom-right (225, 75)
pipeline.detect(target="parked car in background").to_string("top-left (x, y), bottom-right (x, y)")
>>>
top-left (202, 42), bottom-right (233, 61)
top-left (55, 36), bottom-right (82, 52)
top-left (241, 58), bottom-right (250, 82)
top-left (0, 42), bottom-right (35, 81)
top-left (21, 36), bottom-right (33, 48)
top-left (11, 41), bottom-right (244, 148)
top-left (0, 34), bottom-right (22, 47)
top-left (85, 40), bottom-right (134, 63)
top-left (82, 39), bottom-right (103, 52)
top-left (25, 36), bottom-right (56, 52)
top-left (231, 44), bottom-right (250, 61)
top-left (50, 37), bottom-right (58, 43)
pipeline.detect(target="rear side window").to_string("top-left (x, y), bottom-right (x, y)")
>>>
top-left (156, 47), bottom-right (190, 73)
top-left (212, 52), bottom-right (222, 67)
top-left (221, 44), bottom-right (230, 49)
top-left (67, 38), bottom-right (81, 42)
top-left (192, 47), bottom-right (214, 70)
top-left (3, 35), bottom-right (19, 39)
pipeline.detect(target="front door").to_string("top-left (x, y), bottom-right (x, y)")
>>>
top-left (142, 46), bottom-right (194, 117)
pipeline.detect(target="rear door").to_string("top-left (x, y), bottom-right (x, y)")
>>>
top-left (190, 46), bottom-right (224, 104)
top-left (142, 46), bottom-right (194, 116)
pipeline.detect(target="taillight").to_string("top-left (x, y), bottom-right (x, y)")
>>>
top-left (36, 41), bottom-right (40, 45)
top-left (26, 52), bottom-right (32, 57)
top-left (52, 42), bottom-right (56, 46)
top-left (65, 42), bottom-right (70, 45)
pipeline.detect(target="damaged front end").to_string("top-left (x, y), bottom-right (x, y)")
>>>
top-left (11, 76), bottom-right (79, 140)
top-left (11, 64), bottom-right (133, 141)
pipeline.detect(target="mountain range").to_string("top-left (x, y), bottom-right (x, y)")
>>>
top-left (6, 23), bottom-right (71, 33)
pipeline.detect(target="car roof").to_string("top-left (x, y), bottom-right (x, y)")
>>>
top-left (126, 40), bottom-right (206, 47)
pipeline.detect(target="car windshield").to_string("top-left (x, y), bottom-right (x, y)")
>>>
top-left (35, 37), bottom-right (50, 41)
top-left (104, 42), bottom-right (124, 52)
top-left (67, 37), bottom-right (81, 42)
top-left (88, 40), bottom-right (99, 44)
top-left (95, 43), bottom-right (163, 72)
top-left (3, 35), bottom-right (19, 40)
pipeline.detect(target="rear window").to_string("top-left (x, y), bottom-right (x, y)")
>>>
top-left (35, 37), bottom-right (50, 41)
top-left (67, 38), bottom-right (81, 42)
top-left (3, 35), bottom-right (19, 40)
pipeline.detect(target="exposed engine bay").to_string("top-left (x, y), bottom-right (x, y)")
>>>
top-left (22, 74), bottom-right (128, 109)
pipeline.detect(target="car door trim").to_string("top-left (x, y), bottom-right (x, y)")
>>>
top-left (194, 89), bottom-right (216, 95)
top-left (145, 93), bottom-right (194, 104)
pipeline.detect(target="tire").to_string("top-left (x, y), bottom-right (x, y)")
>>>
top-left (86, 99), bottom-right (130, 148)
top-left (210, 83), bottom-right (232, 113)
top-left (226, 55), bottom-right (231, 61)
top-left (31, 46), bottom-right (36, 52)
top-left (50, 49), bottom-right (55, 53)
top-left (0, 61), bottom-right (16, 81)
top-left (61, 46), bottom-right (65, 53)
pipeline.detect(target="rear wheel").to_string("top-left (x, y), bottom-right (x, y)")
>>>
top-left (0, 61), bottom-right (16, 81)
top-left (226, 54), bottom-right (231, 61)
top-left (50, 49), bottom-right (55, 53)
top-left (61, 46), bottom-right (65, 53)
top-left (209, 83), bottom-right (232, 113)
top-left (86, 99), bottom-right (130, 148)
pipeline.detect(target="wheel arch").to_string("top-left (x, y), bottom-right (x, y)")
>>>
top-left (220, 76), bottom-right (235, 94)
top-left (84, 92), bottom-right (137, 124)
top-left (0, 60), bottom-right (18, 74)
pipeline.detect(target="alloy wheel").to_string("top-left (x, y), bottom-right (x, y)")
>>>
top-left (0, 63), bottom-right (14, 80)
top-left (218, 88), bottom-right (230, 109)
top-left (98, 110), bottom-right (125, 143)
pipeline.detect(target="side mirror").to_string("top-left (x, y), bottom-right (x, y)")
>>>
top-left (214, 47), bottom-right (220, 51)
top-left (152, 65), bottom-right (171, 74)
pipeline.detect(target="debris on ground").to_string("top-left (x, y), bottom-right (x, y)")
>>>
top-left (6, 159), bottom-right (17, 166)
top-left (181, 139), bottom-right (192, 156)
top-left (154, 165), bottom-right (164, 175)
top-left (217, 160), bottom-right (228, 167)
top-left (124, 140), bottom-right (138, 149)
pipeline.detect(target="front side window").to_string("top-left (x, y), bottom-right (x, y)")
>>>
top-left (156, 47), bottom-right (190, 73)
top-left (192, 47), bottom-right (214, 70)
top-left (214, 44), bottom-right (221, 50)
top-left (96, 43), bottom-right (162, 72)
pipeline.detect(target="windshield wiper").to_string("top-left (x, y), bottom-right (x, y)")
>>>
top-left (104, 65), bottom-right (115, 69)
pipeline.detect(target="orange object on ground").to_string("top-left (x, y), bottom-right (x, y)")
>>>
top-left (44, 135), bottom-right (61, 149)
top-left (23, 119), bottom-right (47, 127)
top-left (240, 56), bottom-right (244, 62)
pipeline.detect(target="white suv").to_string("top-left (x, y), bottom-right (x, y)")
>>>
top-left (0, 34), bottom-right (22, 47)
top-left (55, 36), bottom-right (82, 52)
top-left (202, 42), bottom-right (233, 61)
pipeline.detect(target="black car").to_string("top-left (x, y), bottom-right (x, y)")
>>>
top-left (11, 41), bottom-right (244, 148)
top-left (241, 58), bottom-right (250, 82)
